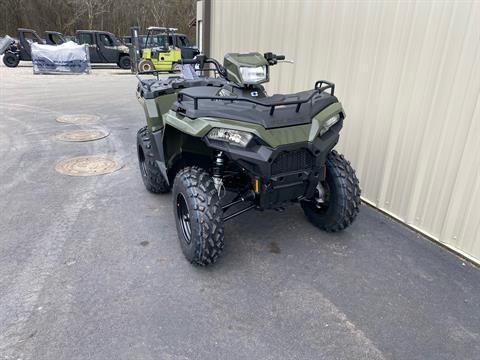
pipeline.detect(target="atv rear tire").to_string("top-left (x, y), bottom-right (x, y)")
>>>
top-left (173, 167), bottom-right (224, 266)
top-left (138, 59), bottom-right (154, 72)
top-left (118, 55), bottom-right (131, 70)
top-left (301, 150), bottom-right (361, 232)
top-left (3, 53), bottom-right (20, 67)
top-left (137, 126), bottom-right (170, 193)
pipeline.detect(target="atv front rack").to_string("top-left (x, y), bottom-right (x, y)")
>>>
top-left (177, 80), bottom-right (335, 116)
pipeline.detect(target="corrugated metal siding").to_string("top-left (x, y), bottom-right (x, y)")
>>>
top-left (208, 0), bottom-right (480, 263)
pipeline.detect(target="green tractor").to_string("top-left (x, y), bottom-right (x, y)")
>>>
top-left (135, 52), bottom-right (361, 266)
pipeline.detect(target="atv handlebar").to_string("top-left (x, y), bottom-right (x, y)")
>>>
top-left (177, 56), bottom-right (227, 77)
top-left (263, 52), bottom-right (286, 65)
top-left (179, 53), bottom-right (288, 77)
top-left (178, 59), bottom-right (197, 65)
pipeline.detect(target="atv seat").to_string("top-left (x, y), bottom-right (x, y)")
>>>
top-left (172, 87), bottom-right (338, 129)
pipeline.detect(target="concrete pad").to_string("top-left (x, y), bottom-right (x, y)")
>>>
top-left (0, 65), bottom-right (479, 360)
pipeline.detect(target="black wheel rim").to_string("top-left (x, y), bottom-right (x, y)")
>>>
top-left (7, 56), bottom-right (16, 66)
top-left (176, 193), bottom-right (191, 244)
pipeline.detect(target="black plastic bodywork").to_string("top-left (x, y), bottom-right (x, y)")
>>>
top-left (146, 116), bottom-right (343, 210)
top-left (203, 120), bottom-right (342, 209)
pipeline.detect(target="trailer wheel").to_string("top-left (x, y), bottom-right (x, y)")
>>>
top-left (173, 166), bottom-right (224, 266)
top-left (138, 59), bottom-right (154, 72)
top-left (301, 150), bottom-right (361, 232)
top-left (118, 55), bottom-right (131, 69)
top-left (3, 53), bottom-right (20, 68)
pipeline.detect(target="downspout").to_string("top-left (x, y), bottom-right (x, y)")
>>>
top-left (203, 0), bottom-right (211, 57)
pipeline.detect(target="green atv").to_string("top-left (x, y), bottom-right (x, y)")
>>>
top-left (135, 52), bottom-right (361, 265)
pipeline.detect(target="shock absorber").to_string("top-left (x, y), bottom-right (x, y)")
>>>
top-left (213, 151), bottom-right (225, 197)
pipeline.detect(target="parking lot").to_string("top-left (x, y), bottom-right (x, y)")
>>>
top-left (1, 64), bottom-right (479, 360)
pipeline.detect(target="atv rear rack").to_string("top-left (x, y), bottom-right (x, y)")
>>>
top-left (136, 66), bottom-right (221, 91)
top-left (177, 80), bottom-right (335, 116)
top-left (136, 69), bottom-right (180, 83)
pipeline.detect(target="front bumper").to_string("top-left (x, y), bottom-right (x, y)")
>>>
top-left (204, 120), bottom-right (342, 208)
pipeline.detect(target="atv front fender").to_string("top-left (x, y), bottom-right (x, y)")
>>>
top-left (162, 102), bottom-right (344, 148)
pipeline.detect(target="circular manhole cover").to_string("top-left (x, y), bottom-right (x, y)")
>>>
top-left (56, 129), bottom-right (109, 142)
top-left (55, 155), bottom-right (121, 176)
top-left (56, 114), bottom-right (99, 124)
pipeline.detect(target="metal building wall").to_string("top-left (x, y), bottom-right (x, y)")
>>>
top-left (207, 0), bottom-right (480, 263)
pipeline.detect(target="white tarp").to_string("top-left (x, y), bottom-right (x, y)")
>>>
top-left (31, 41), bottom-right (90, 74)
top-left (0, 36), bottom-right (15, 55)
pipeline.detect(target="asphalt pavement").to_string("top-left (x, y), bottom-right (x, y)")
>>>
top-left (0, 64), bottom-right (479, 360)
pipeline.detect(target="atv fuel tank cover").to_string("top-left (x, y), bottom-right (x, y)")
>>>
top-left (56, 114), bottom-right (99, 124)
top-left (55, 129), bottom-right (109, 142)
top-left (55, 155), bottom-right (122, 176)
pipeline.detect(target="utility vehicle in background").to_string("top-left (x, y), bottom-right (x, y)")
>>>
top-left (135, 52), bottom-right (361, 265)
top-left (1, 28), bottom-right (131, 69)
top-left (75, 30), bottom-right (131, 69)
top-left (134, 27), bottom-right (198, 72)
top-left (123, 31), bottom-right (198, 59)
top-left (1, 28), bottom-right (44, 67)
top-left (44, 31), bottom-right (65, 45)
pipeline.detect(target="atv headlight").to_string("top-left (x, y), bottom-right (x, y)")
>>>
top-left (207, 128), bottom-right (253, 147)
top-left (319, 114), bottom-right (340, 136)
top-left (240, 66), bottom-right (267, 84)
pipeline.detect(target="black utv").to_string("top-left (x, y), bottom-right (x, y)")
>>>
top-left (1, 28), bottom-right (44, 67)
top-left (75, 30), bottom-right (131, 69)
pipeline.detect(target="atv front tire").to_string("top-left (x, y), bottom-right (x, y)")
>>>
top-left (301, 150), bottom-right (361, 232)
top-left (173, 167), bottom-right (224, 266)
top-left (118, 55), bottom-right (131, 70)
top-left (138, 59), bottom-right (154, 72)
top-left (137, 126), bottom-right (170, 193)
top-left (3, 53), bottom-right (20, 67)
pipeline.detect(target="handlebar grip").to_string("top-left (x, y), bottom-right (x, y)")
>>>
top-left (276, 55), bottom-right (285, 61)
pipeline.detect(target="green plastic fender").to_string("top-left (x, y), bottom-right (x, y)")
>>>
top-left (162, 102), bottom-right (344, 148)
